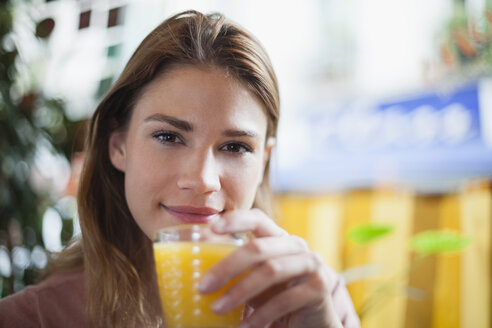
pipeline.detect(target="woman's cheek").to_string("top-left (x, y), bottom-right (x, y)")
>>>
top-left (223, 163), bottom-right (262, 209)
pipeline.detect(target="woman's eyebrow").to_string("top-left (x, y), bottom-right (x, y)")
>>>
top-left (144, 114), bottom-right (258, 139)
top-left (144, 114), bottom-right (193, 132)
top-left (223, 129), bottom-right (259, 139)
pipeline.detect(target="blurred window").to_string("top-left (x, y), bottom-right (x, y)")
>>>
top-left (78, 10), bottom-right (91, 30)
top-left (108, 7), bottom-right (124, 28)
top-left (107, 44), bottom-right (121, 58)
top-left (97, 76), bottom-right (113, 99)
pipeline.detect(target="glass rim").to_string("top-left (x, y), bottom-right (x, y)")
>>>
top-left (153, 223), bottom-right (250, 246)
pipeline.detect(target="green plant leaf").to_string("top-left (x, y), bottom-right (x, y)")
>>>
top-left (410, 230), bottom-right (471, 255)
top-left (348, 223), bottom-right (394, 245)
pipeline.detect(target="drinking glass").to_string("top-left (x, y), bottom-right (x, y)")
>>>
top-left (153, 224), bottom-right (248, 328)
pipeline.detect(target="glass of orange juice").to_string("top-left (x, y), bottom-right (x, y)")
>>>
top-left (153, 224), bottom-right (248, 328)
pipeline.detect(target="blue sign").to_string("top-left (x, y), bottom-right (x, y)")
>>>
top-left (275, 79), bottom-right (492, 192)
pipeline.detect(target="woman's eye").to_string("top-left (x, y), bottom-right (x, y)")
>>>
top-left (152, 131), bottom-right (183, 144)
top-left (221, 143), bottom-right (252, 154)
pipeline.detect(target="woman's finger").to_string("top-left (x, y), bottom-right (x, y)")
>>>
top-left (198, 235), bottom-right (309, 293)
top-left (212, 208), bottom-right (288, 238)
top-left (210, 252), bottom-right (323, 314)
top-left (239, 267), bottom-right (334, 328)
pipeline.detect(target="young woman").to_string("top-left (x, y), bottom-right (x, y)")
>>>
top-left (0, 10), bottom-right (360, 328)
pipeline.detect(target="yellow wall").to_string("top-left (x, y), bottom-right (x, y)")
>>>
top-left (432, 194), bottom-right (461, 328)
top-left (460, 182), bottom-right (491, 328)
top-left (276, 180), bottom-right (491, 328)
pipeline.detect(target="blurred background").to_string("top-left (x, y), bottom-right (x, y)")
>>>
top-left (1, 0), bottom-right (491, 327)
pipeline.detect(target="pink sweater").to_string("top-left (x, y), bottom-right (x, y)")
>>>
top-left (0, 269), bottom-right (360, 327)
top-left (0, 271), bottom-right (87, 327)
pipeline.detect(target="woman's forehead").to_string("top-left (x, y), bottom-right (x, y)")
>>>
top-left (131, 65), bottom-right (268, 134)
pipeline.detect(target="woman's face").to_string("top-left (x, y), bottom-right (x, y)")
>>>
top-left (109, 65), bottom-right (274, 239)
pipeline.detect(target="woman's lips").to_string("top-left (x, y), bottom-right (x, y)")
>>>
top-left (161, 205), bottom-right (220, 224)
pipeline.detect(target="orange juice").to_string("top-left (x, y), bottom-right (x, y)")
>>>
top-left (153, 241), bottom-right (244, 327)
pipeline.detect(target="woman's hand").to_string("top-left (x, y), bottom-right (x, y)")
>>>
top-left (197, 209), bottom-right (343, 328)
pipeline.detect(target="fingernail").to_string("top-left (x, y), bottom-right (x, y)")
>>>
top-left (211, 295), bottom-right (229, 313)
top-left (238, 323), bottom-right (251, 328)
top-left (197, 275), bottom-right (215, 293)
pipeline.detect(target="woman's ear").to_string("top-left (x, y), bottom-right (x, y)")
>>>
top-left (108, 130), bottom-right (127, 172)
top-left (263, 137), bottom-right (276, 168)
top-left (256, 137), bottom-right (276, 187)
top-left (258, 137), bottom-right (276, 184)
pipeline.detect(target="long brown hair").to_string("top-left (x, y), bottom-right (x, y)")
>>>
top-left (48, 10), bottom-right (280, 327)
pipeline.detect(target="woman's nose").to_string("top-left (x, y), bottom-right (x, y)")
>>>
top-left (176, 150), bottom-right (221, 194)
